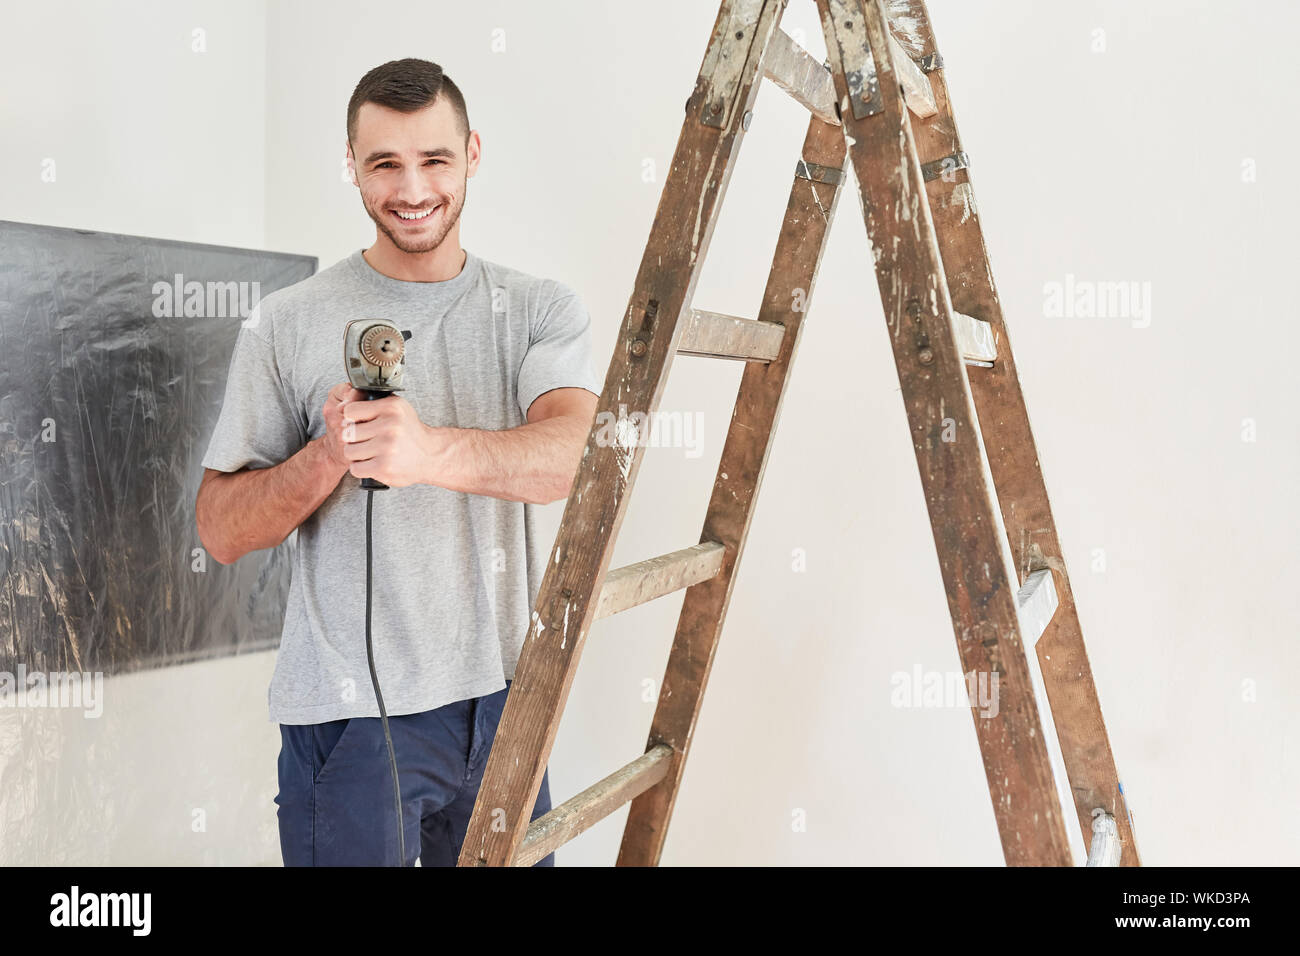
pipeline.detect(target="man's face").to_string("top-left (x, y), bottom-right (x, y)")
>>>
top-left (348, 98), bottom-right (479, 255)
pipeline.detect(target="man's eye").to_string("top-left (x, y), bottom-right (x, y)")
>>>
top-left (373, 160), bottom-right (442, 169)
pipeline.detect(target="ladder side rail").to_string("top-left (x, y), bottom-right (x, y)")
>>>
top-left (817, 0), bottom-right (1074, 865)
top-left (890, 0), bottom-right (1140, 865)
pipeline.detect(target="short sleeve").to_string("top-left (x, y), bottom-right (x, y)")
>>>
top-left (201, 306), bottom-right (307, 472)
top-left (516, 284), bottom-right (602, 419)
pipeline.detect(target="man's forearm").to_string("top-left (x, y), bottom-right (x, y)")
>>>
top-left (422, 416), bottom-right (589, 505)
top-left (197, 437), bottom-right (349, 564)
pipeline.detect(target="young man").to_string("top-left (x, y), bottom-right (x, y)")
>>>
top-left (195, 58), bottom-right (600, 867)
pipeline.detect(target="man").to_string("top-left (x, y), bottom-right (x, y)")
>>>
top-left (195, 58), bottom-right (600, 867)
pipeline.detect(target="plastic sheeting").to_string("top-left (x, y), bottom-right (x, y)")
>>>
top-left (0, 220), bottom-right (317, 678)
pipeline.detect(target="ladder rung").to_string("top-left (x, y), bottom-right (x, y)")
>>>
top-left (762, 28), bottom-right (936, 123)
top-left (1015, 568), bottom-right (1058, 649)
top-left (513, 743), bottom-right (674, 866)
top-left (888, 30), bottom-right (938, 118)
top-left (762, 29), bottom-right (840, 127)
top-left (678, 309), bottom-right (786, 362)
top-left (954, 310), bottom-right (997, 366)
top-left (595, 541), bottom-right (726, 620)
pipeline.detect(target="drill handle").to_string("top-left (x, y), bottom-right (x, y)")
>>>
top-left (358, 389), bottom-right (389, 491)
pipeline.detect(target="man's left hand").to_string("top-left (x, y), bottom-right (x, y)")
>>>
top-left (340, 392), bottom-right (436, 488)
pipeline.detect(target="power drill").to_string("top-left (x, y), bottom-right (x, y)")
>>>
top-left (342, 319), bottom-right (413, 490)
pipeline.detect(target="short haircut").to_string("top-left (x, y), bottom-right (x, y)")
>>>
top-left (346, 58), bottom-right (470, 148)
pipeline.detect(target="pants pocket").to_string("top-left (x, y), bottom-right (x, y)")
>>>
top-left (311, 717), bottom-right (356, 785)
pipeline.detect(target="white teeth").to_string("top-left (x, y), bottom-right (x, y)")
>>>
top-left (395, 206), bottom-right (437, 220)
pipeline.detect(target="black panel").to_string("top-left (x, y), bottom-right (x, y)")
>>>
top-left (0, 220), bottom-right (316, 675)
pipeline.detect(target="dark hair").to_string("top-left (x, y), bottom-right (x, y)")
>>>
top-left (346, 58), bottom-right (469, 147)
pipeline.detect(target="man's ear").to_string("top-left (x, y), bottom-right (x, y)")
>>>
top-left (465, 130), bottom-right (482, 178)
top-left (345, 142), bottom-right (358, 186)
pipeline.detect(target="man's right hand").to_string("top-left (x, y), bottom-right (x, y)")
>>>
top-left (197, 383), bottom-right (364, 563)
top-left (322, 382), bottom-right (365, 470)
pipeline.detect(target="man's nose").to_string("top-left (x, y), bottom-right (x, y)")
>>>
top-left (394, 164), bottom-right (432, 204)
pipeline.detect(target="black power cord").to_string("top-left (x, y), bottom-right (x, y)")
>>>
top-left (364, 487), bottom-right (405, 866)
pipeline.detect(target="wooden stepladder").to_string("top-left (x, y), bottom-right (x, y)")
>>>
top-left (458, 0), bottom-right (1139, 867)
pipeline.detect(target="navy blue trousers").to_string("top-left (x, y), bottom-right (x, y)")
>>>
top-left (274, 680), bottom-right (555, 866)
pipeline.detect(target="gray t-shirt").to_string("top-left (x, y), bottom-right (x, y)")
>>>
top-left (201, 247), bottom-right (601, 725)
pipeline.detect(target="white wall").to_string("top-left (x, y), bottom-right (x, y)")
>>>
top-left (0, 0), bottom-right (267, 246)
top-left (0, 0), bottom-right (281, 866)
top-left (2, 0), bottom-right (1296, 865)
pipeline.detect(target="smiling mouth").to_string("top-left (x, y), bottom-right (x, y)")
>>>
top-left (390, 205), bottom-right (441, 224)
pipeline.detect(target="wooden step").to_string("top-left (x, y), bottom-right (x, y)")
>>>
top-left (1014, 568), bottom-right (1058, 646)
top-left (513, 744), bottom-right (674, 867)
top-left (762, 28), bottom-right (839, 126)
top-left (763, 26), bottom-right (936, 122)
top-left (954, 310), bottom-right (996, 366)
top-left (595, 542), bottom-right (726, 619)
top-left (678, 309), bottom-right (786, 362)
top-left (887, 29), bottom-right (938, 118)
